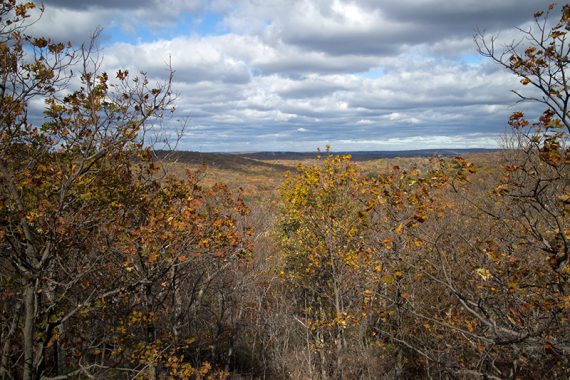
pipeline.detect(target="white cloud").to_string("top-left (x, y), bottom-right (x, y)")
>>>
top-left (24, 0), bottom-right (557, 151)
top-left (336, 134), bottom-right (502, 150)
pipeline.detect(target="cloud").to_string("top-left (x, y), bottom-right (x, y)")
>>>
top-left (33, 0), bottom-right (208, 44)
top-left (42, 0), bottom-right (205, 16)
top-left (104, 36), bottom-right (253, 84)
top-left (23, 0), bottom-right (557, 151)
top-left (222, 0), bottom-right (546, 57)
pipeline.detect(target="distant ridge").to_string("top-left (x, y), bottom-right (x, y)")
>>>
top-left (154, 150), bottom-right (290, 172)
top-left (155, 149), bottom-right (502, 166)
top-left (235, 148), bottom-right (502, 161)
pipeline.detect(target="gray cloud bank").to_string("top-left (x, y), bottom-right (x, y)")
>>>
top-left (31, 0), bottom-right (553, 151)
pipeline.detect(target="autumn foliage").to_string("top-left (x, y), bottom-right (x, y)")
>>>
top-left (1, 1), bottom-right (569, 379)
top-left (273, 4), bottom-right (569, 378)
top-left (0, 1), bottom-right (251, 379)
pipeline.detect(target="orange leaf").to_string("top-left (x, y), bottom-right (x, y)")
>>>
top-left (394, 223), bottom-right (404, 235)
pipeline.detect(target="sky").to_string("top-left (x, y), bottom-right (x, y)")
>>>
top-left (29, 0), bottom-right (556, 152)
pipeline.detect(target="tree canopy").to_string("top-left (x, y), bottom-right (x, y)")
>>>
top-left (0, 2), bottom-right (568, 379)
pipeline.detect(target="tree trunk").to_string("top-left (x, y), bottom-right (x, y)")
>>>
top-left (22, 283), bottom-right (35, 380)
top-left (394, 347), bottom-right (403, 380)
top-left (332, 274), bottom-right (344, 379)
top-left (0, 301), bottom-right (22, 380)
top-left (144, 283), bottom-right (157, 380)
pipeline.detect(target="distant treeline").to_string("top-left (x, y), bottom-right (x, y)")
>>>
top-left (236, 148), bottom-right (503, 161)
top-left (156, 148), bottom-right (503, 163)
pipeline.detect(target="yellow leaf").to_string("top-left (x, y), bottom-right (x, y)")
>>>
top-left (382, 275), bottom-right (395, 284)
top-left (394, 223), bottom-right (404, 235)
top-left (476, 268), bottom-right (492, 281)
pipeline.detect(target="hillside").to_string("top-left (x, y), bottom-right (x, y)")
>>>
top-left (156, 150), bottom-right (503, 204)
top-left (237, 148), bottom-right (502, 161)
top-left (154, 150), bottom-right (291, 172)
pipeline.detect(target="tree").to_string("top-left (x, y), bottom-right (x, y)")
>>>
top-left (356, 6), bottom-right (570, 377)
top-left (476, 3), bottom-right (569, 133)
top-left (276, 149), bottom-right (463, 378)
top-left (277, 149), bottom-right (372, 378)
top-left (476, 3), bottom-right (569, 273)
top-left (369, 5), bottom-right (570, 377)
top-left (0, 2), bottom-right (253, 379)
top-left (0, 1), bottom-right (174, 377)
top-left (275, 6), bottom-right (570, 378)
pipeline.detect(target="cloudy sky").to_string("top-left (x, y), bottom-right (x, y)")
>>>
top-left (32, 0), bottom-right (554, 151)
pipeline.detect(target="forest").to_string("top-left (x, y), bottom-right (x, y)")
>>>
top-left (0, 1), bottom-right (568, 379)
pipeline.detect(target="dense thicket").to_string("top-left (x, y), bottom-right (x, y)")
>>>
top-left (1, 2), bottom-right (568, 379)
top-left (0, 2), bottom-right (252, 379)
